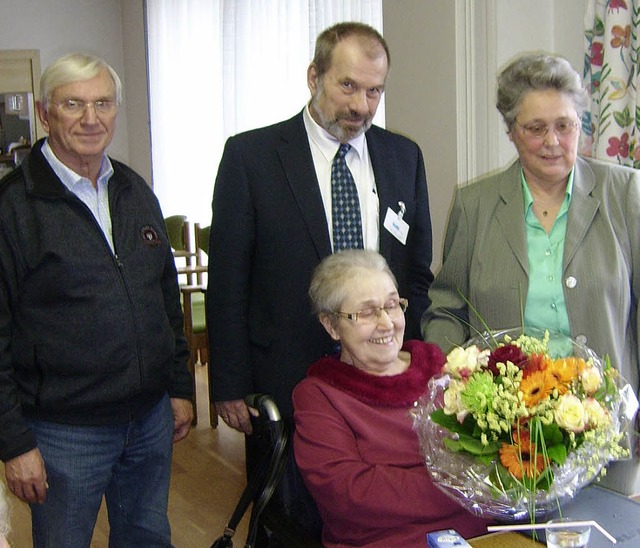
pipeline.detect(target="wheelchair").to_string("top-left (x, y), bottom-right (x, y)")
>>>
top-left (211, 394), bottom-right (323, 548)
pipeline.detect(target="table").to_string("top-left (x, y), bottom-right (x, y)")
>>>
top-left (470, 531), bottom-right (543, 547)
top-left (466, 485), bottom-right (640, 547)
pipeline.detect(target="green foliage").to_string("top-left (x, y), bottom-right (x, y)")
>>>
top-left (432, 409), bottom-right (501, 459)
top-left (594, 16), bottom-right (605, 37)
top-left (546, 443), bottom-right (567, 467)
top-left (430, 408), bottom-right (473, 435)
top-left (613, 106), bottom-right (633, 128)
top-left (541, 422), bottom-right (564, 447)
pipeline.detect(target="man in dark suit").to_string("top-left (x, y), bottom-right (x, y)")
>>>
top-left (207, 21), bottom-right (433, 430)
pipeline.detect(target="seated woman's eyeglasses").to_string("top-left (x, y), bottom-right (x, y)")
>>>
top-left (334, 298), bottom-right (408, 324)
top-left (51, 99), bottom-right (119, 116)
top-left (516, 119), bottom-right (579, 139)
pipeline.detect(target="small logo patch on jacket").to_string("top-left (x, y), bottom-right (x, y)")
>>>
top-left (140, 225), bottom-right (161, 247)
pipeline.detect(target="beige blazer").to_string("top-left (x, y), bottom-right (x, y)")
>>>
top-left (422, 156), bottom-right (640, 494)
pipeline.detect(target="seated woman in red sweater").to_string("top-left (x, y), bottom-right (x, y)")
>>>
top-left (293, 250), bottom-right (488, 547)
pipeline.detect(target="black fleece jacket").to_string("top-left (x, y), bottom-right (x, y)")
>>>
top-left (0, 140), bottom-right (192, 462)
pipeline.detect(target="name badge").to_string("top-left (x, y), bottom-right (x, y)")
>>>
top-left (383, 201), bottom-right (409, 245)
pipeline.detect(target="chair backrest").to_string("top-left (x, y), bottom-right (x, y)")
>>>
top-left (195, 223), bottom-right (210, 256)
top-left (165, 215), bottom-right (189, 252)
top-left (165, 215), bottom-right (198, 285)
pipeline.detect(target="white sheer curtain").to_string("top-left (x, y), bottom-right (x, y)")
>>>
top-left (146, 0), bottom-right (383, 224)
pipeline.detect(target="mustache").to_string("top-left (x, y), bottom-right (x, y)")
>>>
top-left (338, 112), bottom-right (368, 122)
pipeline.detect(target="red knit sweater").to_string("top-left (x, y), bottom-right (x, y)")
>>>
top-left (293, 340), bottom-right (488, 547)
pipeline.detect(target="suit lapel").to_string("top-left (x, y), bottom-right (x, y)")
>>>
top-left (496, 161), bottom-right (529, 275)
top-left (367, 130), bottom-right (395, 258)
top-left (277, 113), bottom-right (332, 259)
top-left (564, 158), bottom-right (598, 270)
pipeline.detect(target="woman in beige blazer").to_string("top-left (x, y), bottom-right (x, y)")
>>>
top-left (422, 52), bottom-right (640, 496)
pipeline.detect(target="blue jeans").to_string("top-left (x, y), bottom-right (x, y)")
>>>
top-left (28, 394), bottom-right (174, 548)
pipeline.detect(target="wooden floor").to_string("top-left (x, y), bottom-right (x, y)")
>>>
top-left (0, 363), bottom-right (250, 547)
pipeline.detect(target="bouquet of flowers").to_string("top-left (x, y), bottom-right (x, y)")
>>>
top-left (413, 328), bottom-right (638, 522)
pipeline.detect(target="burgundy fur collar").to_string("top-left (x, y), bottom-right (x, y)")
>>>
top-left (306, 340), bottom-right (445, 407)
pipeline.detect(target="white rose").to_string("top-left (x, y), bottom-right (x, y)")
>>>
top-left (583, 397), bottom-right (610, 428)
top-left (443, 346), bottom-right (487, 379)
top-left (443, 379), bottom-right (468, 421)
top-left (580, 366), bottom-right (602, 395)
top-left (555, 394), bottom-right (588, 433)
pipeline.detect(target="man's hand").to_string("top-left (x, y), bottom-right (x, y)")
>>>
top-left (215, 399), bottom-right (259, 435)
top-left (5, 448), bottom-right (48, 504)
top-left (170, 397), bottom-right (194, 443)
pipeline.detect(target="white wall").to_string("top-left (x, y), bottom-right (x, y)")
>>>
top-left (0, 0), bottom-right (131, 166)
top-left (494, 0), bottom-right (586, 166)
top-left (383, 1), bottom-right (458, 275)
top-left (121, 1), bottom-right (152, 183)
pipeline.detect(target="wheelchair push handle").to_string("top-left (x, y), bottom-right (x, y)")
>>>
top-left (244, 393), bottom-right (282, 422)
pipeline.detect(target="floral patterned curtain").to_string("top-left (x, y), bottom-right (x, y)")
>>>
top-left (582, 0), bottom-right (640, 167)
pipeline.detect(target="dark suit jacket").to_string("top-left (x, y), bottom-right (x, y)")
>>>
top-left (207, 110), bottom-right (433, 417)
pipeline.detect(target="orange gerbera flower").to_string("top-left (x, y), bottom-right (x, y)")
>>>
top-left (499, 431), bottom-right (548, 479)
top-left (520, 370), bottom-right (553, 407)
top-left (546, 357), bottom-right (582, 394)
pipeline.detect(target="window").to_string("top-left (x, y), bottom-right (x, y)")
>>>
top-left (146, 0), bottom-right (383, 224)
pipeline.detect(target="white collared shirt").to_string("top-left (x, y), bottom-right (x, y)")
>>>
top-left (303, 105), bottom-right (379, 251)
top-left (41, 139), bottom-right (115, 252)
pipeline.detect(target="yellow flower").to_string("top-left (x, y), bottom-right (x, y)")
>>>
top-left (546, 357), bottom-right (582, 394)
top-left (520, 370), bottom-right (553, 408)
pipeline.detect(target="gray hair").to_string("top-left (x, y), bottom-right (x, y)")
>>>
top-left (496, 52), bottom-right (587, 131)
top-left (309, 249), bottom-right (397, 317)
top-left (0, 481), bottom-right (10, 539)
top-left (39, 52), bottom-right (122, 105)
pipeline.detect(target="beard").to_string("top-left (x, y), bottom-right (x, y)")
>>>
top-left (310, 86), bottom-right (373, 143)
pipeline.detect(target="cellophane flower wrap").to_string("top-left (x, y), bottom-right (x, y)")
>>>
top-left (413, 328), bottom-right (638, 522)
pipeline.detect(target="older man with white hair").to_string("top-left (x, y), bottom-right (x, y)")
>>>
top-left (0, 53), bottom-right (193, 547)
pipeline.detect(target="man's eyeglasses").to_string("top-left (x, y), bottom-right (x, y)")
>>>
top-left (515, 119), bottom-right (580, 139)
top-left (333, 298), bottom-right (408, 324)
top-left (50, 99), bottom-right (119, 116)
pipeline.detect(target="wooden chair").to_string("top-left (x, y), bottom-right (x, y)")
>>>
top-left (164, 216), bottom-right (205, 424)
top-left (179, 222), bottom-right (217, 427)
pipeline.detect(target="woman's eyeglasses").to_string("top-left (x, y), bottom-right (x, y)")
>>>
top-left (515, 119), bottom-right (580, 140)
top-left (333, 298), bottom-right (408, 324)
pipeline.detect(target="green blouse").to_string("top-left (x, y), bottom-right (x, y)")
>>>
top-left (521, 168), bottom-right (574, 355)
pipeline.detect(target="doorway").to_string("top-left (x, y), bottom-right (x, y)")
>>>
top-left (0, 49), bottom-right (41, 176)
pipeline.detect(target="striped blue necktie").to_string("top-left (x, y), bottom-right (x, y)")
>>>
top-left (331, 143), bottom-right (364, 251)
